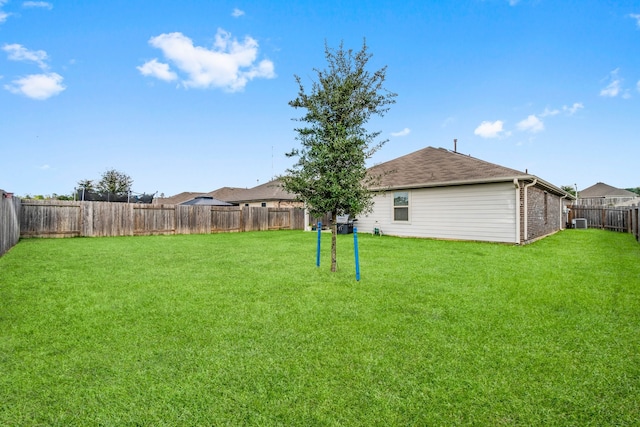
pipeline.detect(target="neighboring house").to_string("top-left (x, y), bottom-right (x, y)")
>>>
top-left (576, 182), bottom-right (639, 207)
top-left (180, 196), bottom-right (232, 206)
top-left (154, 192), bottom-right (206, 205)
top-left (155, 180), bottom-right (301, 208)
top-left (355, 146), bottom-right (574, 244)
top-left (222, 179), bottom-right (302, 208)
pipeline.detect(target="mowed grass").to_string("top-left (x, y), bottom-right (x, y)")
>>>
top-left (1, 229), bottom-right (639, 426)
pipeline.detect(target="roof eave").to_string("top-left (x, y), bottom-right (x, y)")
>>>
top-left (370, 175), bottom-right (576, 199)
top-left (369, 175), bottom-right (533, 191)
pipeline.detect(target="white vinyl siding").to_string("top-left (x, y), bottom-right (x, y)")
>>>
top-left (356, 182), bottom-right (517, 243)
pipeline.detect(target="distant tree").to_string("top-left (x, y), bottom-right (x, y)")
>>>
top-left (77, 179), bottom-right (95, 192)
top-left (97, 169), bottom-right (133, 200)
top-left (76, 179), bottom-right (95, 200)
top-left (280, 40), bottom-right (396, 272)
top-left (53, 193), bottom-right (74, 201)
top-left (625, 187), bottom-right (640, 196)
top-left (561, 185), bottom-right (577, 197)
top-left (22, 194), bottom-right (72, 200)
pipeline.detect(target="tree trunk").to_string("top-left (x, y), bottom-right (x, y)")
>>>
top-left (331, 211), bottom-right (338, 272)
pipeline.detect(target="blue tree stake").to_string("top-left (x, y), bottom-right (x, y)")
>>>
top-left (316, 221), bottom-right (322, 267)
top-left (354, 226), bottom-right (360, 281)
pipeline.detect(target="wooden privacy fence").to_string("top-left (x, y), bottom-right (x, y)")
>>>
top-left (0, 191), bottom-right (21, 256)
top-left (20, 200), bottom-right (305, 238)
top-left (568, 205), bottom-right (638, 236)
top-left (631, 206), bottom-right (640, 242)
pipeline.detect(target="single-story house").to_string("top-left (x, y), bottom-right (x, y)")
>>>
top-left (154, 180), bottom-right (302, 208)
top-left (220, 179), bottom-right (302, 208)
top-left (577, 182), bottom-right (639, 207)
top-left (355, 146), bottom-right (574, 244)
top-left (180, 196), bottom-right (232, 206)
top-left (154, 192), bottom-right (207, 205)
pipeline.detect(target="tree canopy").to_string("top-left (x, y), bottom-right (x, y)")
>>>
top-left (97, 169), bottom-right (133, 196)
top-left (625, 187), bottom-right (640, 196)
top-left (77, 169), bottom-right (134, 202)
top-left (281, 40), bottom-right (396, 272)
top-left (561, 185), bottom-right (577, 197)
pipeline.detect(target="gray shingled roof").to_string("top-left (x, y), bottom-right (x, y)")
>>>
top-left (181, 196), bottom-right (232, 206)
top-left (157, 181), bottom-right (297, 206)
top-left (221, 179), bottom-right (297, 203)
top-left (579, 182), bottom-right (638, 198)
top-left (155, 192), bottom-right (206, 205)
top-left (206, 187), bottom-right (248, 202)
top-left (367, 146), bottom-right (529, 190)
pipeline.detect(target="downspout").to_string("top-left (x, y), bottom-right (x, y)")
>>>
top-left (523, 179), bottom-right (537, 243)
top-left (304, 206), bottom-right (311, 231)
top-left (514, 179), bottom-right (520, 244)
top-left (559, 194), bottom-right (568, 230)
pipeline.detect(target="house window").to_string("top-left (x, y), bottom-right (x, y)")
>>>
top-left (393, 191), bottom-right (409, 221)
top-left (261, 202), bottom-right (267, 207)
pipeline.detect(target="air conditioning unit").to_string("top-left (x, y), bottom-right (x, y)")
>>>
top-left (572, 218), bottom-right (588, 229)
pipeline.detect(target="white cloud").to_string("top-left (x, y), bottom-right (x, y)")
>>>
top-left (0, 0), bottom-right (9, 23)
top-left (141, 29), bottom-right (276, 92)
top-left (23, 1), bottom-right (53, 9)
top-left (630, 13), bottom-right (640, 28)
top-left (391, 128), bottom-right (410, 137)
top-left (4, 72), bottom-right (66, 100)
top-left (540, 107), bottom-right (560, 117)
top-left (474, 120), bottom-right (508, 139)
top-left (517, 114), bottom-right (544, 133)
top-left (232, 8), bottom-right (245, 17)
top-left (563, 102), bottom-right (584, 115)
top-left (508, 0), bottom-right (520, 5)
top-left (600, 68), bottom-right (622, 97)
top-left (2, 43), bottom-right (49, 69)
top-left (137, 58), bottom-right (178, 82)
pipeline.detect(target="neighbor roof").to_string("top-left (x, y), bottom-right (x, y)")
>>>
top-left (155, 191), bottom-right (205, 205)
top-left (206, 187), bottom-right (248, 202)
top-left (181, 196), bottom-right (232, 206)
top-left (221, 179), bottom-right (297, 203)
top-left (579, 182), bottom-right (638, 198)
top-left (157, 180), bottom-right (297, 206)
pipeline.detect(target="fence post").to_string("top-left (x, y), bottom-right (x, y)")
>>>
top-left (316, 221), bottom-right (322, 267)
top-left (354, 227), bottom-right (360, 281)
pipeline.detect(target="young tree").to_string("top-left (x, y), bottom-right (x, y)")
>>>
top-left (281, 41), bottom-right (396, 272)
top-left (97, 169), bottom-right (133, 200)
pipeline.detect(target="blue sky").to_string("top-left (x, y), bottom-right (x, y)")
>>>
top-left (1, 0), bottom-right (639, 197)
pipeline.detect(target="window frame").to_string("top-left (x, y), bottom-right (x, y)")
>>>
top-left (393, 191), bottom-right (410, 222)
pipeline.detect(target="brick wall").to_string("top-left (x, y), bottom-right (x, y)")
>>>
top-left (526, 185), bottom-right (562, 242)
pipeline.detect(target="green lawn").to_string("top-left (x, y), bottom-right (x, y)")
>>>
top-left (1, 229), bottom-right (639, 426)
